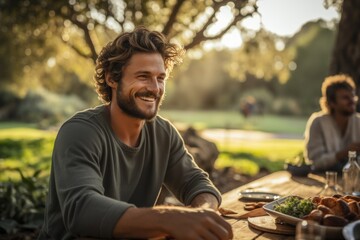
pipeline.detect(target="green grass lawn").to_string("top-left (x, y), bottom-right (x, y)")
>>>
top-left (159, 110), bottom-right (307, 135)
top-left (159, 110), bottom-right (306, 175)
top-left (0, 112), bottom-right (306, 180)
top-left (214, 138), bottom-right (303, 176)
top-left (0, 123), bottom-right (56, 181)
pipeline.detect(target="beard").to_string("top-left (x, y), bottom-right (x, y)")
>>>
top-left (339, 108), bottom-right (355, 117)
top-left (115, 83), bottom-right (163, 121)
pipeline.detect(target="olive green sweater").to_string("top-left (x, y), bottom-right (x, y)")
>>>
top-left (38, 105), bottom-right (221, 239)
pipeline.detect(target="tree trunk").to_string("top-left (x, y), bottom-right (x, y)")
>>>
top-left (181, 127), bottom-right (219, 175)
top-left (330, 0), bottom-right (360, 109)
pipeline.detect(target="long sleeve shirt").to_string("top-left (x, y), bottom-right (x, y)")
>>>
top-left (38, 105), bottom-right (221, 240)
top-left (304, 111), bottom-right (360, 171)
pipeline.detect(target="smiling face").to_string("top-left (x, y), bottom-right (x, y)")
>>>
top-left (330, 89), bottom-right (357, 116)
top-left (115, 52), bottom-right (166, 120)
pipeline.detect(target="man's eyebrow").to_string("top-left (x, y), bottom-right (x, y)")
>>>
top-left (135, 71), bottom-right (166, 76)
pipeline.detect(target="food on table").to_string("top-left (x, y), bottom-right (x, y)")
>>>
top-left (218, 207), bottom-right (237, 215)
top-left (273, 195), bottom-right (360, 227)
top-left (244, 202), bottom-right (266, 211)
top-left (274, 196), bottom-right (316, 218)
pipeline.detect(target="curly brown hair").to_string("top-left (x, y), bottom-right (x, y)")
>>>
top-left (93, 26), bottom-right (184, 103)
top-left (319, 74), bottom-right (356, 113)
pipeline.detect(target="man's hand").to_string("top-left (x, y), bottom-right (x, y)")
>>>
top-left (348, 142), bottom-right (360, 152)
top-left (113, 206), bottom-right (233, 240)
top-left (336, 142), bottom-right (360, 162)
top-left (160, 207), bottom-right (233, 240)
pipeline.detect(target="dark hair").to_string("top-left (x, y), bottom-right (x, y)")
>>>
top-left (93, 26), bottom-right (184, 103)
top-left (319, 74), bottom-right (356, 113)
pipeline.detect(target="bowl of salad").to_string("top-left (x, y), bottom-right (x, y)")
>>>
top-left (263, 195), bottom-right (315, 225)
top-left (263, 195), bottom-right (347, 239)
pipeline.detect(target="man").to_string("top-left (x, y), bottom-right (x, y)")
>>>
top-left (38, 27), bottom-right (233, 240)
top-left (304, 74), bottom-right (360, 172)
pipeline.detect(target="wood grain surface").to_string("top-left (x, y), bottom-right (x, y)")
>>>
top-left (220, 171), bottom-right (346, 240)
top-left (247, 216), bottom-right (295, 235)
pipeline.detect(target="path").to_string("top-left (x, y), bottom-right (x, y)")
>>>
top-left (200, 128), bottom-right (303, 142)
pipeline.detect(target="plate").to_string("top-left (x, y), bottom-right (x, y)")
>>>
top-left (238, 191), bottom-right (280, 201)
top-left (343, 219), bottom-right (360, 240)
top-left (263, 195), bottom-right (344, 240)
top-left (263, 195), bottom-right (303, 225)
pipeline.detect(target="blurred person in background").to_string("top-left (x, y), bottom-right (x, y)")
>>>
top-left (38, 27), bottom-right (232, 240)
top-left (304, 74), bottom-right (360, 172)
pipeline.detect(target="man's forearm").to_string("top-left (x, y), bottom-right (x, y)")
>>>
top-left (336, 143), bottom-right (360, 162)
top-left (112, 207), bottom-right (168, 239)
top-left (190, 192), bottom-right (220, 210)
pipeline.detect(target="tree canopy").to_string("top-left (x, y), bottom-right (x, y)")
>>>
top-left (0, 0), bottom-right (258, 63)
top-left (3, 0), bottom-right (358, 122)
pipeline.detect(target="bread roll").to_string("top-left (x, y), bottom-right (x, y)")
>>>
top-left (300, 195), bottom-right (360, 226)
top-left (343, 195), bottom-right (360, 202)
top-left (312, 196), bottom-right (322, 205)
top-left (317, 205), bottom-right (334, 215)
top-left (337, 199), bottom-right (351, 216)
top-left (320, 197), bottom-right (337, 208)
top-left (345, 212), bottom-right (359, 221)
top-left (323, 214), bottom-right (348, 227)
top-left (348, 201), bottom-right (360, 215)
top-left (332, 194), bottom-right (343, 199)
top-left (303, 209), bottom-right (324, 224)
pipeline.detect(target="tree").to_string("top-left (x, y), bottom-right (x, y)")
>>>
top-left (227, 29), bottom-right (295, 84)
top-left (329, 0), bottom-right (360, 100)
top-left (282, 21), bottom-right (336, 115)
top-left (0, 0), bottom-right (258, 64)
top-left (164, 50), bottom-right (242, 110)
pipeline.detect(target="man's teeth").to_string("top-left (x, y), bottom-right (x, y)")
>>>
top-left (139, 96), bottom-right (156, 102)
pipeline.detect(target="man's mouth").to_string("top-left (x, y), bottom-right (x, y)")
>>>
top-left (137, 92), bottom-right (159, 102)
top-left (139, 96), bottom-right (156, 102)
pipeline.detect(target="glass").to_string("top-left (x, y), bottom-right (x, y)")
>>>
top-left (342, 151), bottom-right (360, 196)
top-left (318, 171), bottom-right (341, 197)
top-left (295, 220), bottom-right (323, 240)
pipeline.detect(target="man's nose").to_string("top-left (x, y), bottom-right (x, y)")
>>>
top-left (148, 78), bottom-right (161, 93)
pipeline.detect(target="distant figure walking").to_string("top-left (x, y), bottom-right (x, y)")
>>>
top-left (240, 96), bottom-right (256, 118)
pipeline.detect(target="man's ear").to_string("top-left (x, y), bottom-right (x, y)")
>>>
top-left (105, 73), bottom-right (117, 89)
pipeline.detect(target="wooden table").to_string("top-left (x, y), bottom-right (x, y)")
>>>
top-left (220, 170), bottom-right (331, 240)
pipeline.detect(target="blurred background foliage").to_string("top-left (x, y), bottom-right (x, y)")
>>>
top-left (0, 0), bottom-right (343, 126)
top-left (164, 20), bottom-right (336, 116)
top-left (0, 20), bottom-right (337, 124)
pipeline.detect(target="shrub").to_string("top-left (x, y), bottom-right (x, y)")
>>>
top-left (0, 168), bottom-right (47, 234)
top-left (0, 133), bottom-right (53, 234)
top-left (15, 88), bottom-right (87, 127)
top-left (0, 137), bottom-right (53, 185)
top-left (0, 89), bottom-right (21, 121)
top-left (272, 97), bottom-right (302, 116)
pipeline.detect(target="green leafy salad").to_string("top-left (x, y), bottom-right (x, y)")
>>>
top-left (273, 196), bottom-right (316, 218)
